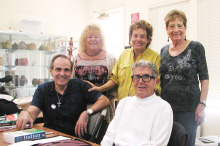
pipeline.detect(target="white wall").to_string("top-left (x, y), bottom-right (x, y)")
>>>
top-left (0, 0), bottom-right (89, 41)
top-left (1, 0), bottom-right (219, 137)
top-left (87, 0), bottom-right (149, 46)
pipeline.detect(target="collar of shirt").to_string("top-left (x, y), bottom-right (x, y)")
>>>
top-left (131, 47), bottom-right (150, 62)
top-left (49, 80), bottom-right (72, 96)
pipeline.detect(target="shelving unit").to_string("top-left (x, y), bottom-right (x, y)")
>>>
top-left (0, 31), bottom-right (66, 98)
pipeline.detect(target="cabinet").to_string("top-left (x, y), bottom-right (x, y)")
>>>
top-left (0, 31), bottom-right (66, 98)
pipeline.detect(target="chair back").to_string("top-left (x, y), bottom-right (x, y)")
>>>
top-left (168, 121), bottom-right (188, 146)
top-left (85, 104), bottom-right (107, 143)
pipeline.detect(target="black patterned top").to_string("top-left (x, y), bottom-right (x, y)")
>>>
top-left (160, 41), bottom-right (209, 112)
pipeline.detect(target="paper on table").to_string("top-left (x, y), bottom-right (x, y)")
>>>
top-left (10, 135), bottom-right (71, 146)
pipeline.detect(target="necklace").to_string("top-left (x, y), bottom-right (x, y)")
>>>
top-left (57, 92), bottom-right (63, 107)
top-left (85, 49), bottom-right (101, 57)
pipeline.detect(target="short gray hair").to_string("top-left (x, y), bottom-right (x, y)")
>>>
top-left (132, 60), bottom-right (158, 78)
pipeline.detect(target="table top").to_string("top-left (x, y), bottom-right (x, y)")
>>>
top-left (0, 123), bottom-right (99, 146)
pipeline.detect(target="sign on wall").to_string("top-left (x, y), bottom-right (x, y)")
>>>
top-left (131, 13), bottom-right (139, 24)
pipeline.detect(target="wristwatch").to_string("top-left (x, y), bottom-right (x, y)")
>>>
top-left (199, 100), bottom-right (206, 107)
top-left (87, 108), bottom-right (93, 116)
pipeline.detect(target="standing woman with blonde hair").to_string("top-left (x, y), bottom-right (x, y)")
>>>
top-left (72, 24), bottom-right (117, 143)
top-left (160, 10), bottom-right (209, 146)
top-left (73, 24), bottom-right (116, 86)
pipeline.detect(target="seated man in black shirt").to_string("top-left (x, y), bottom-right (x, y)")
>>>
top-left (16, 54), bottom-right (110, 137)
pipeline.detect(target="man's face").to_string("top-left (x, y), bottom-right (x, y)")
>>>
top-left (132, 67), bottom-right (158, 99)
top-left (50, 57), bottom-right (72, 88)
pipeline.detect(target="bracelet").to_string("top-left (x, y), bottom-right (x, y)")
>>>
top-left (199, 101), bottom-right (206, 107)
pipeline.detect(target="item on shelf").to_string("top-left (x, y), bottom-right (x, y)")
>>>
top-left (20, 75), bottom-right (27, 86)
top-left (12, 42), bottom-right (18, 50)
top-left (38, 44), bottom-right (45, 50)
top-left (0, 41), bottom-right (3, 49)
top-left (38, 79), bottom-right (44, 85)
top-left (3, 40), bottom-right (12, 49)
top-left (15, 58), bottom-right (28, 66)
top-left (43, 78), bottom-right (49, 83)
top-left (32, 78), bottom-right (45, 86)
top-left (18, 41), bottom-right (27, 50)
top-left (32, 78), bottom-right (38, 86)
top-left (45, 44), bottom-right (52, 51)
top-left (31, 60), bottom-right (36, 66)
top-left (15, 58), bottom-right (19, 65)
top-left (15, 75), bottom-right (19, 86)
top-left (0, 57), bottom-right (4, 65)
top-left (21, 58), bottom-right (28, 66)
top-left (27, 43), bottom-right (36, 50)
top-left (5, 71), bottom-right (15, 87)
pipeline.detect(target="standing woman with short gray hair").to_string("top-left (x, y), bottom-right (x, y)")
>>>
top-left (160, 9), bottom-right (209, 146)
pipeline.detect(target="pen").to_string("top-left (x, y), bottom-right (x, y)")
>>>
top-left (45, 132), bottom-right (54, 135)
top-left (0, 126), bottom-right (15, 132)
top-left (199, 138), bottom-right (215, 143)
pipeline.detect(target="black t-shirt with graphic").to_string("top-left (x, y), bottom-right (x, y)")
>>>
top-left (160, 41), bottom-right (209, 112)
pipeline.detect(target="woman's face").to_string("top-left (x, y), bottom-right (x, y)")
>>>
top-left (166, 17), bottom-right (187, 42)
top-left (131, 28), bottom-right (148, 51)
top-left (85, 32), bottom-right (101, 50)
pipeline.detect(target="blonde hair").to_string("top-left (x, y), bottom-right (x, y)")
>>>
top-left (164, 9), bottom-right (187, 27)
top-left (79, 24), bottom-right (105, 52)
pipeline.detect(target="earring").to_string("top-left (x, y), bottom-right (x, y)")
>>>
top-left (185, 36), bottom-right (186, 41)
top-left (167, 37), bottom-right (169, 42)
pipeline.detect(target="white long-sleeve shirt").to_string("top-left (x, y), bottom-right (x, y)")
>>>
top-left (101, 94), bottom-right (173, 146)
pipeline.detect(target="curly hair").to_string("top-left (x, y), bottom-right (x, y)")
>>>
top-left (79, 24), bottom-right (105, 52)
top-left (132, 60), bottom-right (158, 78)
top-left (164, 9), bottom-right (187, 27)
top-left (129, 20), bottom-right (153, 48)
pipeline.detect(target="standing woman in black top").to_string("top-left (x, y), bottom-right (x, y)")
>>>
top-left (160, 9), bottom-right (209, 146)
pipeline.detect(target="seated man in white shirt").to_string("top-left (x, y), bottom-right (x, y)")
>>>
top-left (101, 60), bottom-right (173, 146)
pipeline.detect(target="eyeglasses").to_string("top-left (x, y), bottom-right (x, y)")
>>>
top-left (131, 74), bottom-right (155, 82)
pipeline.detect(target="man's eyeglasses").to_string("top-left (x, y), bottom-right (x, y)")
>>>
top-left (131, 74), bottom-right (155, 82)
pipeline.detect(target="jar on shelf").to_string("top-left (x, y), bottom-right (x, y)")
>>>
top-left (32, 78), bottom-right (38, 86)
top-left (0, 57), bottom-right (4, 65)
top-left (20, 75), bottom-right (27, 86)
top-left (18, 41), bottom-right (27, 50)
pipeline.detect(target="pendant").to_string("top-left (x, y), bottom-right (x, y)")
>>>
top-left (51, 104), bottom-right (56, 109)
top-left (57, 101), bottom-right (61, 107)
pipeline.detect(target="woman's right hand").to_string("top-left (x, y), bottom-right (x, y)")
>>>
top-left (84, 80), bottom-right (102, 92)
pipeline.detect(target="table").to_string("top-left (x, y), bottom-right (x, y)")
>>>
top-left (0, 123), bottom-right (99, 146)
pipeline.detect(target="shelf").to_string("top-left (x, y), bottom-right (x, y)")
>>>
top-left (0, 30), bottom-right (65, 41)
top-left (6, 86), bottom-right (38, 89)
top-left (0, 48), bottom-right (65, 54)
top-left (4, 65), bottom-right (16, 69)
